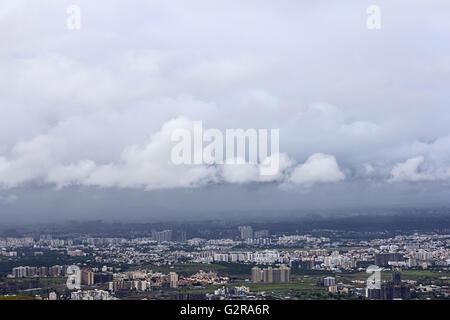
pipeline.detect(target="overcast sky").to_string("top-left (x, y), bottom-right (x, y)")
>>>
top-left (1, 0), bottom-right (449, 223)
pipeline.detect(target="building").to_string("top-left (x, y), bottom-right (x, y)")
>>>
top-left (177, 231), bottom-right (187, 242)
top-left (94, 273), bottom-right (114, 284)
top-left (49, 265), bottom-right (62, 277)
top-left (27, 266), bottom-right (38, 277)
top-left (152, 230), bottom-right (173, 242)
top-left (170, 272), bottom-right (179, 288)
top-left (381, 272), bottom-right (410, 300)
top-left (290, 259), bottom-right (314, 270)
top-left (133, 280), bottom-right (150, 291)
top-left (213, 253), bottom-right (229, 262)
top-left (367, 287), bottom-right (382, 299)
top-left (71, 289), bottom-right (113, 300)
top-left (278, 265), bottom-right (290, 283)
top-left (366, 272), bottom-right (410, 300)
top-left (254, 230), bottom-right (269, 239)
top-left (412, 250), bottom-right (432, 261)
top-left (263, 267), bottom-right (273, 283)
top-left (323, 276), bottom-right (336, 287)
top-left (109, 279), bottom-right (126, 292)
top-left (328, 285), bottom-right (338, 293)
top-left (238, 226), bottom-right (253, 240)
top-left (251, 265), bottom-right (290, 283)
top-left (245, 238), bottom-right (272, 245)
top-left (251, 266), bottom-right (262, 283)
top-left (39, 266), bottom-right (48, 277)
top-left (12, 266), bottom-right (27, 278)
top-left (374, 253), bottom-right (404, 266)
top-left (81, 269), bottom-right (94, 285)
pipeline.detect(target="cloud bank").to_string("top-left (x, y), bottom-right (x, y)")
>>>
top-left (0, 0), bottom-right (450, 216)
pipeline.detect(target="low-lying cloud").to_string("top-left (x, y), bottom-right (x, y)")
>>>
top-left (1, 0), bottom-right (450, 215)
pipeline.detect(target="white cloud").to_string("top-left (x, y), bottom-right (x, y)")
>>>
top-left (47, 160), bottom-right (96, 188)
top-left (221, 160), bottom-right (259, 184)
top-left (0, 115), bottom-right (347, 190)
top-left (389, 155), bottom-right (450, 182)
top-left (0, 0), bottom-right (449, 202)
top-left (0, 135), bottom-right (65, 188)
top-left (289, 153), bottom-right (345, 185)
top-left (59, 117), bottom-right (219, 190)
top-left (221, 153), bottom-right (295, 184)
top-left (390, 156), bottom-right (434, 182)
top-left (259, 153), bottom-right (295, 183)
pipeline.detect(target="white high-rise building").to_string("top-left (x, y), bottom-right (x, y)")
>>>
top-left (323, 276), bottom-right (336, 287)
top-left (12, 266), bottom-right (27, 278)
top-left (170, 272), bottom-right (179, 288)
top-left (238, 226), bottom-right (253, 240)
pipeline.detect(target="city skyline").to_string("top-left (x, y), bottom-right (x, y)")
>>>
top-left (1, 217), bottom-right (449, 301)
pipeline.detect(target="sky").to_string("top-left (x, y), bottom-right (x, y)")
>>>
top-left (0, 0), bottom-right (449, 223)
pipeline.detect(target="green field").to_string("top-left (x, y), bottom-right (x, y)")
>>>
top-left (0, 295), bottom-right (38, 300)
top-left (175, 275), bottom-right (355, 300)
top-left (3, 277), bottom-right (66, 285)
top-left (333, 270), bottom-right (450, 287)
top-left (141, 263), bottom-right (450, 283)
